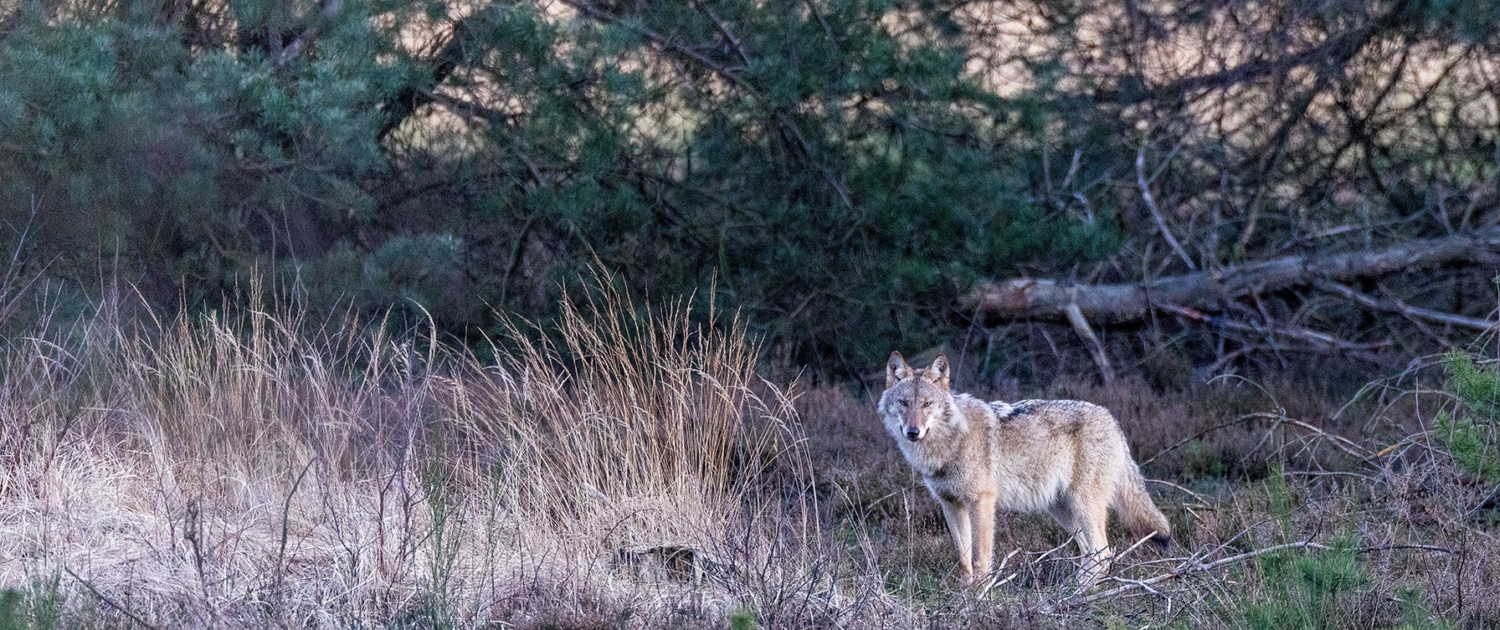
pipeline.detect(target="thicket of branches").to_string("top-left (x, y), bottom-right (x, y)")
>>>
top-left (1, 0), bottom-right (1498, 377)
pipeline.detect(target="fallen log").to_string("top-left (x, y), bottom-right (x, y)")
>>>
top-left (962, 227), bottom-right (1500, 325)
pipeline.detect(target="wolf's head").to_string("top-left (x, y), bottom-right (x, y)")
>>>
top-left (878, 351), bottom-right (955, 442)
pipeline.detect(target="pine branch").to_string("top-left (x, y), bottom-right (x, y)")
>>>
top-left (377, 4), bottom-right (496, 141)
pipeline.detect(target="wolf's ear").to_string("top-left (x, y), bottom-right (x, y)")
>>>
top-left (886, 351), bottom-right (912, 388)
top-left (924, 354), bottom-right (951, 391)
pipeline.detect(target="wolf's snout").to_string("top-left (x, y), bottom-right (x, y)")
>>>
top-left (904, 427), bottom-right (921, 441)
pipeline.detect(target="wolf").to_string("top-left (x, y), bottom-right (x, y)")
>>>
top-left (878, 351), bottom-right (1171, 587)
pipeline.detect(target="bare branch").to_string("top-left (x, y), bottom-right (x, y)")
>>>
top-left (1049, 540), bottom-right (1332, 612)
top-left (1137, 144), bottom-right (1195, 271)
top-left (1085, 7), bottom-right (1404, 106)
top-left (693, 0), bottom-right (751, 67)
top-left (1315, 280), bottom-right (1493, 333)
top-left (1140, 412), bottom-right (1281, 466)
top-left (64, 566), bottom-right (162, 630)
top-left (1062, 300), bottom-right (1114, 387)
top-left (964, 227), bottom-right (1500, 325)
top-left (1154, 303), bottom-right (1387, 359)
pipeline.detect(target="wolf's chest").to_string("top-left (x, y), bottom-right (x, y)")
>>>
top-left (919, 463), bottom-right (971, 502)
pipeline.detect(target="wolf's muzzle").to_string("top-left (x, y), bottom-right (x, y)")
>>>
top-left (904, 427), bottom-right (921, 441)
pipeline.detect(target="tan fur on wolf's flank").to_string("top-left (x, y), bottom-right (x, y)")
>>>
top-left (877, 351), bottom-right (1171, 587)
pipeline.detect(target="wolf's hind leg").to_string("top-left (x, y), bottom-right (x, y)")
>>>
top-left (939, 498), bottom-right (975, 581)
top-left (1051, 497), bottom-right (1111, 588)
top-left (1072, 498), bottom-right (1113, 588)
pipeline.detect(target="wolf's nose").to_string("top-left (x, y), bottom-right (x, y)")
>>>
top-left (905, 427), bottom-right (921, 441)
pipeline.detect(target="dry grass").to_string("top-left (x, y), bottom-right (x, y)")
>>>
top-left (0, 283), bottom-right (1496, 627)
top-left (0, 282), bottom-right (867, 628)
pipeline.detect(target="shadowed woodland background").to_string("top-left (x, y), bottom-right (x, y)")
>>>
top-left (2, 0), bottom-right (1500, 628)
top-left (4, 0), bottom-right (1499, 379)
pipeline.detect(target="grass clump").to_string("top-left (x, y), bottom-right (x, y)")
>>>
top-left (1437, 350), bottom-right (1500, 483)
top-left (1243, 536), bottom-right (1368, 630)
top-left (0, 281), bottom-right (836, 627)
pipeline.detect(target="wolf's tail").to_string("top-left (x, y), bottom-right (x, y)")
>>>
top-left (1114, 464), bottom-right (1172, 547)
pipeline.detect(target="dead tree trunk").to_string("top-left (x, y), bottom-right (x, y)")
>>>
top-left (963, 227), bottom-right (1500, 326)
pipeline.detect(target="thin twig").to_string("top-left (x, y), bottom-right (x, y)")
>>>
top-left (1146, 478), bottom-right (1212, 505)
top-left (1144, 408), bottom-right (1379, 471)
top-left (1114, 531), bottom-right (1166, 563)
top-left (1137, 144), bottom-right (1196, 271)
top-left (1158, 303), bottom-right (1388, 360)
top-left (693, 0), bottom-right (751, 66)
top-left (1142, 412), bottom-right (1280, 466)
top-left (1049, 539), bottom-right (1331, 611)
top-left (1279, 417), bottom-right (1379, 466)
top-left (1353, 544), bottom-right (1455, 555)
top-left (1284, 470), bottom-right (1381, 482)
top-left (1314, 279), bottom-right (1493, 332)
top-left (274, 457), bottom-right (318, 608)
top-left (1062, 299), bottom-right (1114, 387)
top-left (977, 548), bottom-right (1023, 596)
top-left (63, 566), bottom-right (162, 630)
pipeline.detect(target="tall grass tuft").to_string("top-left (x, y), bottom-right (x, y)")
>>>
top-left (467, 283), bottom-right (808, 547)
top-left (0, 280), bottom-right (821, 627)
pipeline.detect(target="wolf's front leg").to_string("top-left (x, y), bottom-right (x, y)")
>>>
top-left (969, 492), bottom-right (998, 577)
top-left (939, 498), bottom-right (974, 581)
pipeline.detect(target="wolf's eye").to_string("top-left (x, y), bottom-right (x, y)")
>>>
top-left (898, 398), bottom-right (909, 407)
top-left (921, 401), bottom-right (933, 408)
